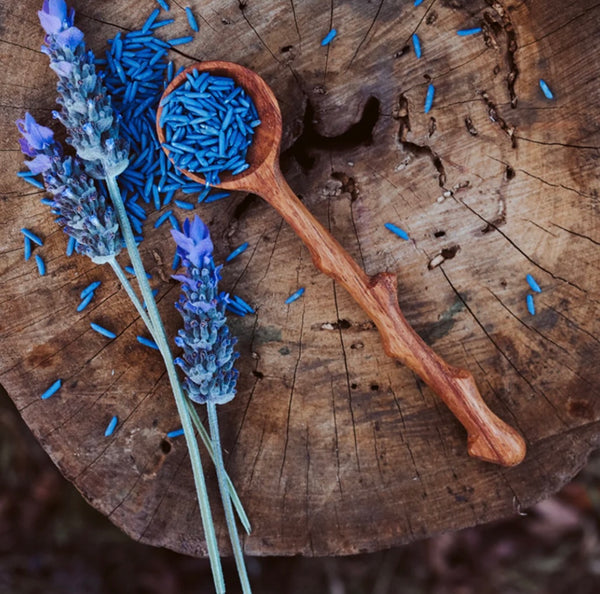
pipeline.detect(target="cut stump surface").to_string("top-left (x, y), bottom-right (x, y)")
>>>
top-left (1, 0), bottom-right (600, 557)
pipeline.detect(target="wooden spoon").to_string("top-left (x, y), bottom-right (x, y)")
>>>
top-left (157, 61), bottom-right (526, 467)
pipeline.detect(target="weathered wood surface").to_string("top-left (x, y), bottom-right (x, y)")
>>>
top-left (1, 0), bottom-right (599, 557)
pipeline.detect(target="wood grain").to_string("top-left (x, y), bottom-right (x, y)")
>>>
top-left (1, 0), bottom-right (600, 556)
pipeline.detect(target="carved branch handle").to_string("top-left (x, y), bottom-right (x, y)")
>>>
top-left (256, 165), bottom-right (526, 467)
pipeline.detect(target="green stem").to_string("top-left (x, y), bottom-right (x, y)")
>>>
top-left (105, 173), bottom-right (225, 594)
top-left (108, 258), bottom-right (153, 331)
top-left (208, 403), bottom-right (252, 594)
top-left (187, 401), bottom-right (251, 535)
top-left (108, 256), bottom-right (250, 533)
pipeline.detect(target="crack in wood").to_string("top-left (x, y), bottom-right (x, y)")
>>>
top-left (479, 90), bottom-right (517, 147)
top-left (484, 0), bottom-right (519, 108)
top-left (279, 300), bottom-right (305, 481)
top-left (347, 0), bottom-right (386, 69)
top-left (439, 267), bottom-right (569, 425)
top-left (394, 92), bottom-right (447, 187)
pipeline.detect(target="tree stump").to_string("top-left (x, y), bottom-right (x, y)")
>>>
top-left (1, 0), bottom-right (600, 557)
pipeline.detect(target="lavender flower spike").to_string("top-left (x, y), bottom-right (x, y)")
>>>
top-left (39, 0), bottom-right (128, 179)
top-left (172, 217), bottom-right (239, 405)
top-left (16, 112), bottom-right (122, 262)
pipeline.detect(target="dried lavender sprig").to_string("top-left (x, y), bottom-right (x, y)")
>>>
top-left (16, 112), bottom-right (122, 262)
top-left (108, 256), bottom-right (250, 534)
top-left (105, 175), bottom-right (226, 594)
top-left (16, 110), bottom-right (248, 550)
top-left (171, 216), bottom-right (239, 405)
top-left (172, 216), bottom-right (250, 593)
top-left (38, 0), bottom-right (128, 178)
top-left (36, 4), bottom-right (226, 589)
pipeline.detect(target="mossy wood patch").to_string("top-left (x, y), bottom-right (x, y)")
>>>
top-left (1, 0), bottom-right (599, 556)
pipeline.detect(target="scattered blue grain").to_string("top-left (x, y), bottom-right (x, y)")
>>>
top-left (77, 292), bottom-right (95, 312)
top-left (22, 176), bottom-right (44, 189)
top-left (185, 6), bottom-right (199, 32)
top-left (66, 236), bottom-right (76, 256)
top-left (424, 84), bottom-right (435, 113)
top-left (204, 191), bottom-right (231, 203)
top-left (80, 281), bottom-right (101, 299)
top-left (124, 266), bottom-right (152, 278)
top-left (142, 8), bottom-right (160, 32)
top-left (17, 170), bottom-right (36, 178)
top-left (152, 185), bottom-right (161, 211)
top-left (169, 214), bottom-right (180, 231)
top-left (225, 242), bottom-right (249, 262)
top-left (414, 0), bottom-right (425, 5)
top-left (197, 184), bottom-right (212, 203)
top-left (41, 198), bottom-right (54, 206)
top-left (412, 33), bottom-right (422, 58)
top-left (98, 15), bottom-right (251, 223)
top-left (91, 322), bottom-right (117, 339)
top-left (321, 28), bottom-right (337, 46)
top-left (168, 36), bottom-right (194, 46)
top-left (174, 199), bottom-right (194, 210)
top-left (539, 79), bottom-right (554, 100)
top-left (154, 209), bottom-right (173, 228)
top-left (457, 28), bottom-right (482, 36)
top-left (285, 287), bottom-right (305, 304)
top-left (232, 295), bottom-right (255, 314)
top-left (172, 252), bottom-right (181, 270)
top-left (41, 379), bottom-right (62, 400)
top-left (526, 294), bottom-right (536, 316)
top-left (526, 274), bottom-right (542, 293)
top-left (167, 428), bottom-right (184, 438)
top-left (231, 162), bottom-right (250, 176)
top-left (384, 222), bottom-right (410, 241)
top-left (24, 236), bottom-right (32, 261)
top-left (21, 228), bottom-right (43, 246)
top-left (137, 335), bottom-right (159, 350)
top-left (129, 215), bottom-right (143, 234)
top-left (104, 416), bottom-right (119, 437)
top-left (35, 254), bottom-right (46, 276)
top-left (155, 0), bottom-right (170, 10)
top-left (226, 301), bottom-right (247, 317)
top-left (153, 18), bottom-right (175, 29)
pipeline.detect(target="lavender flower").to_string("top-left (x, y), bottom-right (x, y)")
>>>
top-left (172, 217), bottom-right (239, 405)
top-left (39, 0), bottom-right (128, 178)
top-left (17, 112), bottom-right (122, 262)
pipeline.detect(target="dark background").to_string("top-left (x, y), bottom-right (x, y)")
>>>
top-left (1, 386), bottom-right (599, 594)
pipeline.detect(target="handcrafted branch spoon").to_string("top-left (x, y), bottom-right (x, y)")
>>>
top-left (157, 61), bottom-right (526, 467)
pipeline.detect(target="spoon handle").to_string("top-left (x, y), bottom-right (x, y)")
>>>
top-left (259, 166), bottom-right (526, 467)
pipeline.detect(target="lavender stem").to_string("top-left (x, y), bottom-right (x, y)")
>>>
top-left (207, 402), bottom-right (252, 593)
top-left (109, 255), bottom-right (250, 533)
top-left (108, 258), bottom-right (153, 330)
top-left (104, 171), bottom-right (225, 594)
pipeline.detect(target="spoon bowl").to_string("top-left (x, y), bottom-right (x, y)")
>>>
top-left (157, 61), bottom-right (282, 193)
top-left (156, 61), bottom-right (526, 467)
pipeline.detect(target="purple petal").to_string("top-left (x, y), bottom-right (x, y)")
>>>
top-left (171, 229), bottom-right (196, 253)
top-left (55, 26), bottom-right (84, 50)
top-left (38, 10), bottom-right (62, 35)
top-left (171, 217), bottom-right (215, 268)
top-left (18, 137), bottom-right (37, 157)
top-left (24, 113), bottom-right (54, 150)
top-left (47, 0), bottom-right (68, 19)
top-left (25, 154), bottom-right (52, 175)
